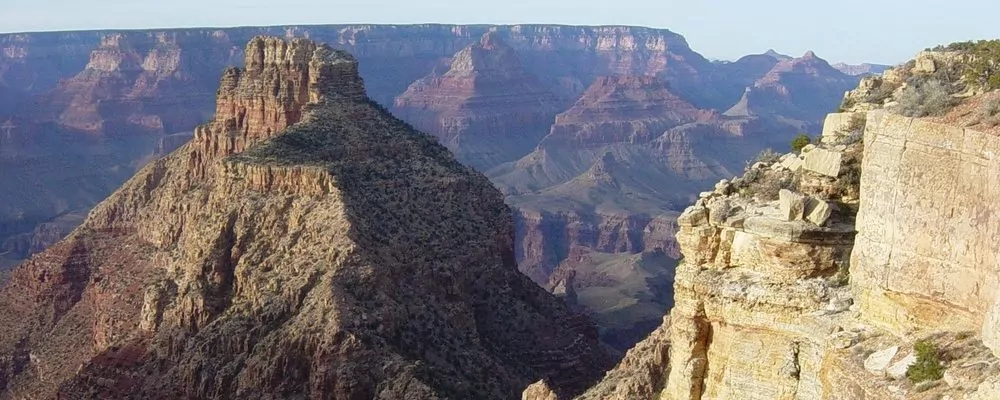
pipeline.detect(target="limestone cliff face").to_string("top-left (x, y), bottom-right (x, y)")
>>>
top-left (0, 37), bottom-right (612, 399)
top-left (392, 32), bottom-right (562, 169)
top-left (852, 111), bottom-right (1000, 355)
top-left (578, 104), bottom-right (1000, 399)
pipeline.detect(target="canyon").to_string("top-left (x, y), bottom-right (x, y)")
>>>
top-left (0, 25), bottom-right (862, 351)
top-left (0, 36), bottom-right (612, 399)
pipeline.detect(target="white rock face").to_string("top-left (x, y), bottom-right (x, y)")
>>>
top-left (886, 352), bottom-right (916, 380)
top-left (803, 148), bottom-right (843, 177)
top-left (821, 112), bottom-right (863, 143)
top-left (778, 189), bottom-right (806, 221)
top-left (864, 346), bottom-right (899, 374)
top-left (852, 111), bottom-right (1000, 357)
top-left (804, 198), bottom-right (832, 226)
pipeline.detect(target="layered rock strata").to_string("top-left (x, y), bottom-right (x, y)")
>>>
top-left (578, 106), bottom-right (1000, 399)
top-left (392, 32), bottom-right (562, 170)
top-left (0, 37), bottom-right (611, 399)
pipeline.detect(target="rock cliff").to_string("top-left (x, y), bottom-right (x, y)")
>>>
top-left (0, 37), bottom-right (612, 399)
top-left (392, 32), bottom-right (562, 169)
top-left (576, 48), bottom-right (1000, 398)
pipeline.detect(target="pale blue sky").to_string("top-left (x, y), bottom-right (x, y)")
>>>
top-left (2, 0), bottom-right (999, 65)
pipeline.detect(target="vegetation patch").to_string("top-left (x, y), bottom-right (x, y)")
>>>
top-left (893, 80), bottom-right (960, 117)
top-left (790, 134), bottom-right (812, 153)
top-left (906, 340), bottom-right (945, 384)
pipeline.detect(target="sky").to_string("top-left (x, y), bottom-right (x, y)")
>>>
top-left (2, 0), bottom-right (1000, 65)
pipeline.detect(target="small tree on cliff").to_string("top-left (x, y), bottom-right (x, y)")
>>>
top-left (790, 134), bottom-right (812, 152)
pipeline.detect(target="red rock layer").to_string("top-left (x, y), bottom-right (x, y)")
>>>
top-left (392, 32), bottom-right (561, 169)
top-left (541, 75), bottom-right (716, 148)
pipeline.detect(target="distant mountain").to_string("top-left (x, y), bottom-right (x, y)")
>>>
top-left (764, 49), bottom-right (793, 61)
top-left (743, 51), bottom-right (860, 123)
top-left (392, 32), bottom-right (562, 170)
top-left (832, 61), bottom-right (892, 76)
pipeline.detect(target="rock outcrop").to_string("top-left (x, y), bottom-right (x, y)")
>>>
top-left (580, 77), bottom-right (1000, 399)
top-left (0, 37), bottom-right (612, 399)
top-left (392, 32), bottom-right (562, 169)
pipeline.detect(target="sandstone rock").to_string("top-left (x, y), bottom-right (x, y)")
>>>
top-left (805, 198), bottom-right (833, 226)
top-left (887, 352), bottom-right (916, 380)
top-left (853, 111), bottom-right (1000, 349)
top-left (984, 297), bottom-right (1000, 358)
top-left (803, 147), bottom-right (842, 177)
top-left (678, 207), bottom-right (709, 227)
top-left (780, 155), bottom-right (804, 172)
top-left (802, 144), bottom-right (817, 153)
top-left (779, 189), bottom-right (807, 221)
top-left (714, 179), bottom-right (732, 195)
top-left (522, 380), bottom-right (559, 400)
top-left (821, 112), bottom-right (863, 143)
top-left (864, 346), bottom-right (899, 374)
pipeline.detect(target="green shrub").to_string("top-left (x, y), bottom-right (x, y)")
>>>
top-left (893, 80), bottom-right (959, 117)
top-left (790, 134), bottom-right (812, 152)
top-left (906, 340), bottom-right (944, 383)
top-left (958, 40), bottom-right (1000, 90)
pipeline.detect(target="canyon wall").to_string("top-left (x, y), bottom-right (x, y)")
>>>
top-left (852, 111), bottom-right (1000, 356)
top-left (578, 107), bottom-right (1000, 399)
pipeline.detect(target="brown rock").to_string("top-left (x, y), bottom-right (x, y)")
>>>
top-left (0, 37), bottom-right (612, 399)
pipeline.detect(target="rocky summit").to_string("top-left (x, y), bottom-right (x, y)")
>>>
top-left (0, 37), bottom-right (611, 399)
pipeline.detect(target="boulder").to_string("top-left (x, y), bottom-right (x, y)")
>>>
top-left (804, 148), bottom-right (842, 177)
top-left (714, 179), bottom-right (732, 195)
top-left (779, 189), bottom-right (807, 221)
top-left (886, 352), bottom-right (916, 380)
top-left (801, 144), bottom-right (817, 153)
top-left (820, 112), bottom-right (862, 143)
top-left (805, 198), bottom-right (833, 226)
top-left (708, 199), bottom-right (731, 225)
top-left (780, 156), bottom-right (804, 172)
top-left (522, 380), bottom-right (559, 400)
top-left (864, 346), bottom-right (899, 374)
top-left (678, 206), bottom-right (709, 227)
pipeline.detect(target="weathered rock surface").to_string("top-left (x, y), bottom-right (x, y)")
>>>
top-left (574, 315), bottom-right (671, 400)
top-left (392, 32), bottom-right (562, 170)
top-left (853, 111), bottom-right (1000, 356)
top-left (580, 104), bottom-right (1000, 399)
top-left (0, 37), bottom-right (612, 399)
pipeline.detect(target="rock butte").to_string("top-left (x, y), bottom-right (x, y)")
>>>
top-left (0, 37), bottom-right (612, 399)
